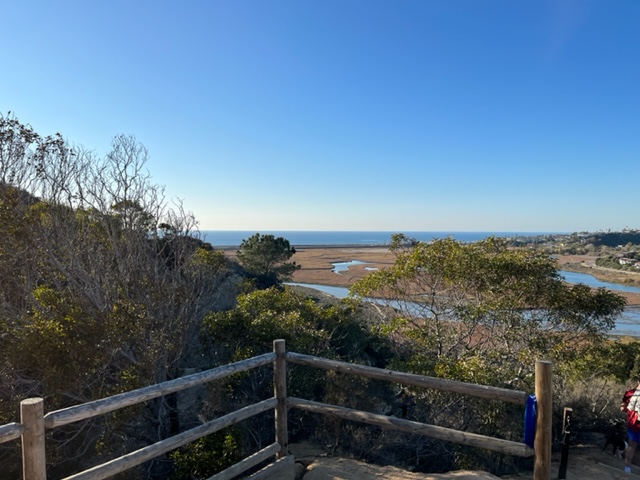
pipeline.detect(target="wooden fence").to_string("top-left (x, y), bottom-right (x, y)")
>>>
top-left (0, 339), bottom-right (552, 480)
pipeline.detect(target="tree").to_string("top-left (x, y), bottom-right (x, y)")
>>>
top-left (201, 286), bottom-right (383, 362)
top-left (236, 233), bottom-right (300, 286)
top-left (351, 235), bottom-right (626, 381)
top-left (0, 114), bottom-right (236, 477)
top-left (348, 235), bottom-right (627, 473)
top-left (199, 286), bottom-right (395, 468)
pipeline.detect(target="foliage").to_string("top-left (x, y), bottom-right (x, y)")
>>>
top-left (351, 235), bottom-right (626, 384)
top-left (508, 229), bottom-right (640, 254)
top-left (236, 233), bottom-right (300, 286)
top-left (201, 286), bottom-right (385, 366)
top-left (200, 286), bottom-right (396, 449)
top-left (169, 430), bottom-right (241, 480)
top-left (596, 254), bottom-right (640, 272)
top-left (554, 339), bottom-right (640, 424)
top-left (583, 231), bottom-right (640, 248)
top-left (348, 235), bottom-right (628, 473)
top-left (0, 114), bottom-right (236, 477)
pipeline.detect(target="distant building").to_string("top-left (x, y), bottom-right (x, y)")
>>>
top-left (619, 257), bottom-right (640, 268)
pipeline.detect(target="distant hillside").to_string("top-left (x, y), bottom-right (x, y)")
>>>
top-left (508, 230), bottom-right (640, 254)
top-left (581, 231), bottom-right (640, 247)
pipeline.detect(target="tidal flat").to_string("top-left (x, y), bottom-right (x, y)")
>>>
top-left (224, 246), bottom-right (640, 306)
top-left (287, 247), bottom-right (640, 307)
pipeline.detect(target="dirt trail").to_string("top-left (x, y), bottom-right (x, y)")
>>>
top-left (288, 440), bottom-right (640, 480)
top-left (290, 442), bottom-right (502, 479)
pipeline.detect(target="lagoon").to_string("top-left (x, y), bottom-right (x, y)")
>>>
top-left (559, 270), bottom-right (640, 294)
top-left (288, 266), bottom-right (640, 336)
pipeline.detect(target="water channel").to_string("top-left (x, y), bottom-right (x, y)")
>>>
top-left (288, 261), bottom-right (640, 337)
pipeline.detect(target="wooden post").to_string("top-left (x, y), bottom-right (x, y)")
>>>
top-left (273, 339), bottom-right (288, 458)
top-left (21, 398), bottom-right (46, 480)
top-left (534, 360), bottom-right (552, 480)
top-left (557, 407), bottom-right (572, 479)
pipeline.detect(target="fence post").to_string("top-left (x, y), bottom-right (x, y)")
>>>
top-left (557, 407), bottom-right (572, 479)
top-left (534, 360), bottom-right (552, 480)
top-left (273, 339), bottom-right (288, 458)
top-left (21, 397), bottom-right (46, 480)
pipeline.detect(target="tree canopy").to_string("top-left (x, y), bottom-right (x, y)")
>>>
top-left (350, 234), bottom-right (627, 387)
top-left (0, 114), bottom-right (236, 477)
top-left (236, 233), bottom-right (300, 286)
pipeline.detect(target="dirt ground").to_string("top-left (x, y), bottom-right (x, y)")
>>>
top-left (290, 441), bottom-right (502, 479)
top-left (289, 436), bottom-right (640, 479)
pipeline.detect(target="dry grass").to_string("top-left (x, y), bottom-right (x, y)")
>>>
top-left (289, 246), bottom-right (394, 287)
top-left (224, 246), bottom-right (395, 288)
top-left (223, 248), bottom-right (640, 305)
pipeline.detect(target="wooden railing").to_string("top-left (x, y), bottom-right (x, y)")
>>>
top-left (0, 339), bottom-right (552, 480)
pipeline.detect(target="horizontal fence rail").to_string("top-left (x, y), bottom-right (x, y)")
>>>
top-left (0, 422), bottom-right (24, 444)
top-left (286, 351), bottom-right (530, 405)
top-left (46, 352), bottom-right (276, 429)
top-left (288, 397), bottom-right (534, 458)
top-left (1, 339), bottom-right (551, 480)
top-left (63, 399), bottom-right (277, 480)
top-left (208, 443), bottom-right (281, 480)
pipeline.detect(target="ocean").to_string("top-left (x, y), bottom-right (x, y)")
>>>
top-left (200, 230), bottom-right (561, 247)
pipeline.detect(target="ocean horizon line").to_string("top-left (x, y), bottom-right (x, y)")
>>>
top-left (200, 229), bottom-right (565, 232)
top-left (200, 230), bottom-right (567, 247)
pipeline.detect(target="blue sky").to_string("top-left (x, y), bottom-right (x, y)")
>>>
top-left (3, 1), bottom-right (638, 232)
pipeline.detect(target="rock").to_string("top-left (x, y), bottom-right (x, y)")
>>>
top-left (301, 457), bottom-right (501, 480)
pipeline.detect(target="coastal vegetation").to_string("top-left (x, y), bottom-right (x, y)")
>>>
top-left (0, 114), bottom-right (240, 478)
top-left (351, 234), bottom-right (626, 368)
top-left (2, 114), bottom-right (640, 478)
top-left (508, 231), bottom-right (640, 288)
top-left (236, 233), bottom-right (300, 287)
top-left (510, 230), bottom-right (640, 254)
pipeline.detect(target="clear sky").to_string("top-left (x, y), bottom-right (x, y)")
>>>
top-left (2, 1), bottom-right (638, 232)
